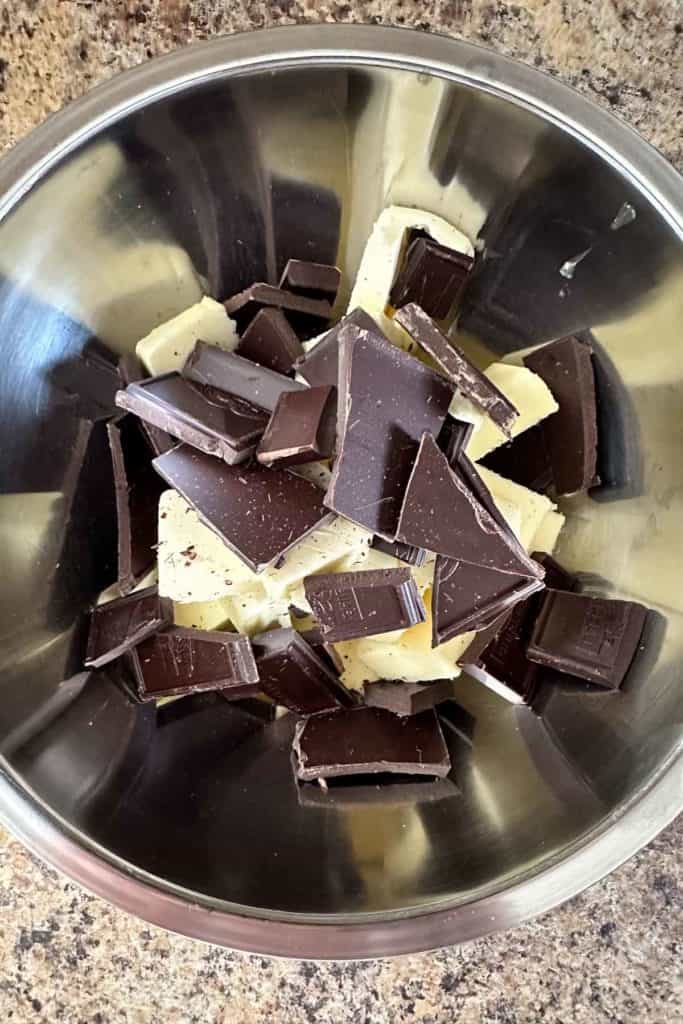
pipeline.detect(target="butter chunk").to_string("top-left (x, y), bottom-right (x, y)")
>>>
top-left (348, 205), bottom-right (474, 348)
top-left (136, 296), bottom-right (238, 374)
top-left (223, 585), bottom-right (291, 635)
top-left (476, 465), bottom-right (555, 551)
top-left (530, 509), bottom-right (566, 555)
top-left (452, 363), bottom-right (558, 461)
top-left (261, 516), bottom-right (372, 598)
top-left (334, 640), bottom-right (381, 692)
top-left (173, 598), bottom-right (233, 631)
top-left (157, 489), bottom-right (260, 602)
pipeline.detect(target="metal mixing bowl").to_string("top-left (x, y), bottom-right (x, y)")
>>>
top-left (0, 26), bottom-right (681, 959)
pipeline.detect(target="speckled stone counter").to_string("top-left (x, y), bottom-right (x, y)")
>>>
top-left (0, 3), bottom-right (681, 1022)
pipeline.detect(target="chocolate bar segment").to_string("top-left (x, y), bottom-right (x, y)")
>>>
top-left (325, 325), bottom-right (453, 537)
top-left (127, 626), bottom-right (259, 701)
top-left (432, 556), bottom-right (544, 646)
top-left (527, 590), bottom-right (647, 689)
top-left (107, 414), bottom-right (166, 592)
top-left (480, 423), bottom-right (553, 494)
top-left (294, 308), bottom-right (377, 389)
top-left (256, 385), bottom-right (336, 468)
top-left (371, 536), bottom-right (427, 568)
top-left (116, 373), bottom-right (268, 465)
top-left (236, 308), bottom-right (304, 375)
top-left (224, 282), bottom-right (332, 337)
top-left (153, 444), bottom-right (334, 572)
top-left (458, 555), bottom-right (577, 702)
top-left (292, 706), bottom-right (451, 780)
top-left (279, 259), bottom-right (341, 303)
top-left (389, 237), bottom-right (474, 319)
top-left (85, 586), bottom-right (172, 668)
top-left (523, 335), bottom-right (598, 495)
top-left (395, 304), bottom-right (518, 436)
top-left (304, 568), bottom-right (426, 643)
top-left (118, 354), bottom-right (175, 454)
top-left (183, 341), bottom-right (305, 412)
top-left (252, 628), bottom-right (353, 714)
top-left (395, 433), bottom-right (543, 579)
top-left (363, 679), bottom-right (455, 717)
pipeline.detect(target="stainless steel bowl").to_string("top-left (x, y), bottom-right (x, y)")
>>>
top-left (0, 26), bottom-right (681, 959)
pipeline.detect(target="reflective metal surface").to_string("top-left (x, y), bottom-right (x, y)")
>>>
top-left (0, 27), bottom-right (681, 958)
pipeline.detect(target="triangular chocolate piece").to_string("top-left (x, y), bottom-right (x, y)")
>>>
top-left (432, 556), bottom-right (544, 647)
top-left (395, 433), bottom-right (543, 578)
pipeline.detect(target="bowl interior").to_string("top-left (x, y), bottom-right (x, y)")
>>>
top-left (0, 57), bottom-right (681, 920)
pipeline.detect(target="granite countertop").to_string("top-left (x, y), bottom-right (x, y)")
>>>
top-left (0, 2), bottom-right (681, 1022)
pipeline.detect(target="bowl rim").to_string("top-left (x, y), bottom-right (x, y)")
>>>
top-left (0, 24), bottom-right (681, 959)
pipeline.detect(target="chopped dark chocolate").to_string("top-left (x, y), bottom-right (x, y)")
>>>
top-left (325, 325), bottom-right (453, 537)
top-left (107, 414), bottom-right (166, 592)
top-left (395, 304), bottom-right (518, 436)
top-left (223, 282), bottom-right (332, 338)
top-left (116, 373), bottom-right (268, 465)
top-left (527, 590), bottom-right (647, 689)
top-left (279, 259), bottom-right (341, 303)
top-left (127, 626), bottom-right (259, 701)
top-left (153, 444), bottom-right (334, 572)
top-left (363, 679), bottom-right (455, 716)
top-left (292, 706), bottom-right (451, 780)
top-left (293, 308), bottom-right (377, 388)
top-left (256, 385), bottom-right (336, 468)
top-left (236, 308), bottom-right (304, 375)
top-left (458, 555), bottom-right (577, 702)
top-left (85, 586), bottom-right (172, 668)
top-left (438, 417), bottom-right (475, 467)
top-left (523, 336), bottom-right (598, 494)
top-left (51, 341), bottom-right (120, 421)
top-left (395, 433), bottom-right (543, 578)
top-left (182, 341), bottom-right (305, 412)
top-left (432, 556), bottom-right (544, 646)
top-left (480, 423), bottom-right (553, 494)
top-left (371, 536), bottom-right (427, 567)
top-left (304, 568), bottom-right (426, 642)
top-left (117, 354), bottom-right (175, 454)
top-left (251, 628), bottom-right (352, 714)
top-left (389, 237), bottom-right (474, 319)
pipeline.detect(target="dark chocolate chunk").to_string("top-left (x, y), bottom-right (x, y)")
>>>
top-left (117, 354), bottom-right (175, 454)
top-left (117, 352), bottom-right (146, 387)
top-left (523, 336), bottom-right (598, 494)
top-left (371, 536), bottom-right (427, 567)
top-left (395, 304), bottom-right (518, 436)
top-left (85, 586), bottom-right (172, 668)
top-left (389, 237), bottom-right (474, 319)
top-left (182, 341), bottom-right (305, 412)
top-left (51, 341), bottom-right (120, 421)
top-left (292, 706), bottom-right (451, 780)
top-left (458, 555), bottom-right (577, 702)
top-left (304, 568), bottom-right (426, 642)
top-left (224, 282), bottom-right (332, 338)
top-left (293, 308), bottom-right (377, 388)
top-left (256, 385), bottom-right (336, 468)
top-left (252, 628), bottom-right (352, 714)
top-left (116, 373), bottom-right (268, 465)
top-left (107, 414), bottom-right (166, 592)
top-left (395, 433), bottom-right (543, 579)
top-left (279, 259), bottom-right (341, 303)
top-left (127, 626), bottom-right (259, 701)
top-left (363, 679), bottom-right (455, 717)
top-left (325, 325), bottom-right (453, 537)
top-left (153, 444), bottom-right (334, 572)
top-left (432, 557), bottom-right (544, 646)
top-left (438, 417), bottom-right (475, 467)
top-left (236, 308), bottom-right (304, 375)
top-left (527, 590), bottom-right (647, 689)
top-left (480, 423), bottom-right (553, 494)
